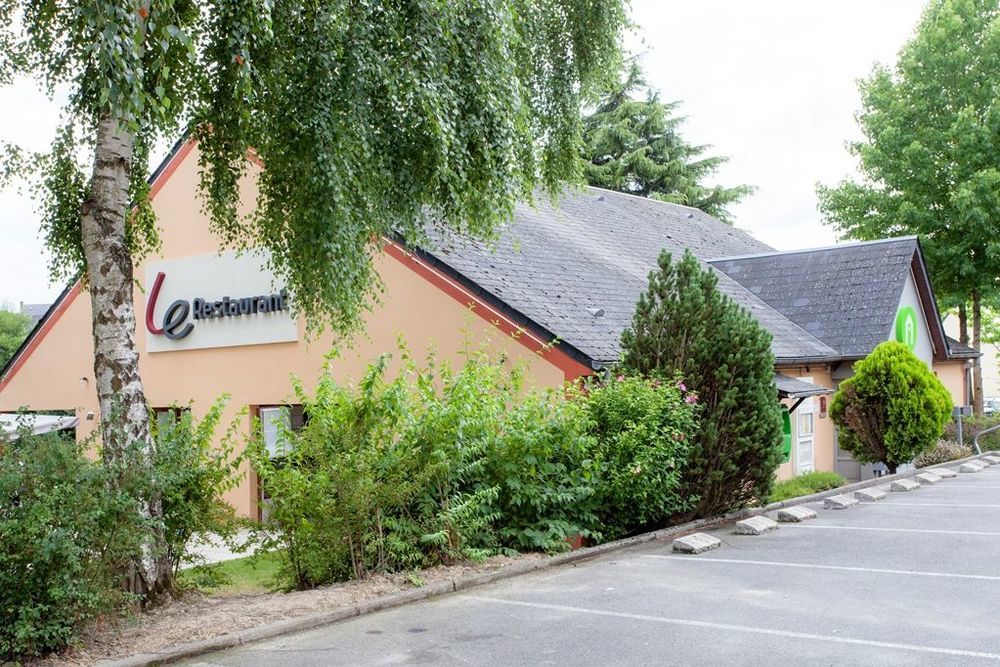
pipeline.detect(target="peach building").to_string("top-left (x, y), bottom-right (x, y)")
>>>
top-left (0, 139), bottom-right (976, 517)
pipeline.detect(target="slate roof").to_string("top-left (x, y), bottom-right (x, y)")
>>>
top-left (708, 238), bottom-right (920, 359)
top-left (946, 336), bottom-right (979, 359)
top-left (418, 187), bottom-right (839, 366)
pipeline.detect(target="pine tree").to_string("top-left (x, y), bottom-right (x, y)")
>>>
top-left (620, 250), bottom-right (783, 518)
top-left (582, 64), bottom-right (754, 223)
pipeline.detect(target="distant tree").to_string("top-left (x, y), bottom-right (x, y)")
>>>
top-left (0, 308), bottom-right (31, 368)
top-left (620, 250), bottom-right (783, 518)
top-left (581, 63), bottom-right (754, 223)
top-left (830, 341), bottom-right (952, 473)
top-left (0, 0), bottom-right (628, 599)
top-left (817, 0), bottom-right (1000, 415)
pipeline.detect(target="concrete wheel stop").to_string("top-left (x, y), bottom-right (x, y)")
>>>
top-left (775, 506), bottom-right (816, 522)
top-left (735, 516), bottom-right (779, 535)
top-left (672, 533), bottom-right (722, 554)
top-left (824, 494), bottom-right (859, 509)
top-left (890, 479), bottom-right (920, 492)
top-left (854, 487), bottom-right (887, 502)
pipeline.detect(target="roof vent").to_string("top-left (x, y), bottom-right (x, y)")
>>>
top-left (588, 307), bottom-right (605, 318)
top-left (687, 212), bottom-right (695, 219)
top-left (597, 195), bottom-right (605, 202)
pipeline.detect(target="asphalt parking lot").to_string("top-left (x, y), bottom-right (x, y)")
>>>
top-left (186, 460), bottom-right (1000, 666)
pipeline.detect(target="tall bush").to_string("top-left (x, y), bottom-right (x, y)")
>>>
top-left (831, 341), bottom-right (952, 472)
top-left (620, 250), bottom-right (783, 518)
top-left (0, 428), bottom-right (141, 661)
top-left (584, 375), bottom-right (699, 538)
top-left (150, 398), bottom-right (243, 578)
top-left (248, 346), bottom-right (602, 591)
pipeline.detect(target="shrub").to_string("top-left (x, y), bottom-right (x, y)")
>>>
top-left (249, 346), bottom-right (602, 590)
top-left (150, 398), bottom-right (243, 578)
top-left (768, 471), bottom-right (846, 503)
top-left (619, 249), bottom-right (784, 519)
top-left (0, 428), bottom-right (141, 661)
top-left (943, 414), bottom-right (1000, 452)
top-left (831, 341), bottom-right (952, 473)
top-left (913, 439), bottom-right (973, 468)
top-left (584, 375), bottom-right (698, 538)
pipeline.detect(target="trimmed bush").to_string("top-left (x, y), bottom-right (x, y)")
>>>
top-left (584, 375), bottom-right (698, 538)
top-left (619, 249), bottom-right (784, 519)
top-left (831, 341), bottom-right (952, 473)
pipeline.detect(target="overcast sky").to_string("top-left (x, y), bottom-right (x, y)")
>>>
top-left (0, 0), bottom-right (927, 308)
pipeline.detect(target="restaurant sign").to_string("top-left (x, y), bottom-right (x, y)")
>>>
top-left (144, 251), bottom-right (297, 352)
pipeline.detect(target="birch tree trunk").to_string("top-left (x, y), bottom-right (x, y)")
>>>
top-left (81, 113), bottom-right (170, 598)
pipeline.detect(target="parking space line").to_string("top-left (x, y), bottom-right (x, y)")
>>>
top-left (784, 524), bottom-right (1000, 537)
top-left (642, 555), bottom-right (1000, 582)
top-left (902, 485), bottom-right (1000, 489)
top-left (871, 502), bottom-right (1000, 508)
top-left (472, 596), bottom-right (1000, 660)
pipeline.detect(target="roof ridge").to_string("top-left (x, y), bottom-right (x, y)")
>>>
top-left (707, 236), bottom-right (919, 263)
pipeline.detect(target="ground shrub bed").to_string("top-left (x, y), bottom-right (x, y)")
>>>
top-left (0, 430), bottom-right (140, 661)
top-left (248, 347), bottom-right (702, 590)
top-left (0, 405), bottom-right (240, 662)
top-left (943, 415), bottom-right (1000, 452)
top-left (913, 439), bottom-right (973, 467)
top-left (768, 471), bottom-right (847, 503)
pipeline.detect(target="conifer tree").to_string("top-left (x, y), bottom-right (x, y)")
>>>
top-left (582, 64), bottom-right (753, 223)
top-left (620, 250), bottom-right (782, 518)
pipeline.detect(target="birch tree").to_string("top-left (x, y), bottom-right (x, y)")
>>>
top-left (0, 0), bottom-right (627, 598)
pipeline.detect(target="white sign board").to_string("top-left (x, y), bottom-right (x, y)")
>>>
top-left (144, 251), bottom-right (297, 353)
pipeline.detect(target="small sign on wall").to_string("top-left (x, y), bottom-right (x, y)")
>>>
top-left (144, 251), bottom-right (298, 352)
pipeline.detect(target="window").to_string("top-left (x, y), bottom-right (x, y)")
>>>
top-left (257, 404), bottom-right (305, 459)
top-left (798, 412), bottom-right (814, 436)
top-left (153, 406), bottom-right (190, 431)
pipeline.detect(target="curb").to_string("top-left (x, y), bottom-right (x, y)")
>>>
top-left (99, 449), bottom-right (997, 666)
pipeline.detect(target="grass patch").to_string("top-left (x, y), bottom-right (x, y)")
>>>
top-left (768, 471), bottom-right (846, 503)
top-left (178, 552), bottom-right (282, 596)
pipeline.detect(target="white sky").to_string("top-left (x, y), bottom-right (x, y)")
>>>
top-left (0, 0), bottom-right (926, 308)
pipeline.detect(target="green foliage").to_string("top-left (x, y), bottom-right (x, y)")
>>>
top-left (768, 471), bottom-right (846, 503)
top-left (2, 0), bottom-right (627, 334)
top-left (149, 398), bottom-right (243, 577)
top-left (817, 0), bottom-right (1000, 325)
top-left (584, 374), bottom-right (699, 538)
top-left (248, 344), bottom-right (602, 590)
top-left (913, 439), bottom-right (973, 468)
top-left (831, 341), bottom-right (953, 472)
top-left (177, 551), bottom-right (283, 596)
top-left (943, 411), bottom-right (1000, 451)
top-left (620, 250), bottom-right (784, 518)
top-left (581, 63), bottom-right (753, 222)
top-left (0, 307), bottom-right (31, 367)
top-left (0, 428), bottom-right (142, 661)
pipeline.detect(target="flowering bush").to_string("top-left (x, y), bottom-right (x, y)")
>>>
top-left (585, 375), bottom-right (699, 538)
